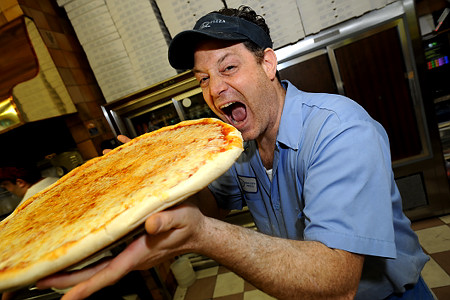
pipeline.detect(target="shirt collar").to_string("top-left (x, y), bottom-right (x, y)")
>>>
top-left (276, 80), bottom-right (303, 150)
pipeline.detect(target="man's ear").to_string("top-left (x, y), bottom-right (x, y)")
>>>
top-left (15, 179), bottom-right (27, 188)
top-left (262, 48), bottom-right (278, 81)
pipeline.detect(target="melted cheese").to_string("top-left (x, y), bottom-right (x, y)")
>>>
top-left (0, 118), bottom-right (242, 285)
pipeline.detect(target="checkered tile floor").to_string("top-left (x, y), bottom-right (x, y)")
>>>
top-left (412, 214), bottom-right (450, 299)
top-left (173, 265), bottom-right (275, 300)
top-left (172, 214), bottom-right (450, 300)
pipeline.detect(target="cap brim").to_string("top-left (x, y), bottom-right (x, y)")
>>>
top-left (168, 30), bottom-right (247, 70)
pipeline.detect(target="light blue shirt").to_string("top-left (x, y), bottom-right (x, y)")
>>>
top-left (208, 81), bottom-right (429, 299)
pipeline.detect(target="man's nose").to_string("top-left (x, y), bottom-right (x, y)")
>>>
top-left (209, 76), bottom-right (227, 98)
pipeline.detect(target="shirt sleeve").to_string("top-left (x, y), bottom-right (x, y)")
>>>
top-left (302, 118), bottom-right (397, 258)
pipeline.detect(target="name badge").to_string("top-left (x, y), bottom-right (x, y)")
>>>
top-left (238, 176), bottom-right (258, 193)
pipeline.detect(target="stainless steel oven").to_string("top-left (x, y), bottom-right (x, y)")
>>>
top-left (101, 71), bottom-right (214, 138)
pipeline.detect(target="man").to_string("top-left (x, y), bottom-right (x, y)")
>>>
top-left (37, 6), bottom-right (432, 299)
top-left (0, 166), bottom-right (58, 207)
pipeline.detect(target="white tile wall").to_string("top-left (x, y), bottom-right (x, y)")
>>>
top-left (154, 0), bottom-right (224, 38)
top-left (225, 0), bottom-right (305, 49)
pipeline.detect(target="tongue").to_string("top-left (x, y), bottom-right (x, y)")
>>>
top-left (231, 103), bottom-right (247, 122)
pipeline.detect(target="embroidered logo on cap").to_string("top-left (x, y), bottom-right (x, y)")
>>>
top-left (199, 19), bottom-right (226, 29)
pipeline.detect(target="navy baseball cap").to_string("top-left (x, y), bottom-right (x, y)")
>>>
top-left (168, 12), bottom-right (273, 70)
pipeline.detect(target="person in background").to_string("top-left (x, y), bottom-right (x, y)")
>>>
top-left (0, 165), bottom-right (59, 207)
top-left (36, 6), bottom-right (434, 300)
top-left (0, 165), bottom-right (59, 300)
top-left (0, 166), bottom-right (152, 300)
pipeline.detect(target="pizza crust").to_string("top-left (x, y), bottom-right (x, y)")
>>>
top-left (0, 118), bottom-right (243, 292)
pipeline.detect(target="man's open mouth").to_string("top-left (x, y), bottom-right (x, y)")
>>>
top-left (220, 102), bottom-right (247, 125)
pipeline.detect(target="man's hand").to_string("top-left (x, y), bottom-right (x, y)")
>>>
top-left (102, 135), bottom-right (131, 155)
top-left (37, 203), bottom-right (206, 300)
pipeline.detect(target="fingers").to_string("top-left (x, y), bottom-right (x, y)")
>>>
top-left (36, 259), bottom-right (111, 290)
top-left (37, 204), bottom-right (201, 300)
top-left (102, 135), bottom-right (131, 155)
top-left (59, 236), bottom-right (149, 300)
top-left (117, 135), bottom-right (131, 143)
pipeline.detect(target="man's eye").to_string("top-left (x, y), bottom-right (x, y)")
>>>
top-left (198, 77), bottom-right (209, 86)
top-left (225, 65), bottom-right (235, 71)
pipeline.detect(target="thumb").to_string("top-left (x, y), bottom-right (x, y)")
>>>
top-left (145, 213), bottom-right (164, 235)
top-left (144, 204), bottom-right (193, 235)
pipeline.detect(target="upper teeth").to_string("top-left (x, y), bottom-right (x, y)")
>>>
top-left (220, 102), bottom-right (235, 109)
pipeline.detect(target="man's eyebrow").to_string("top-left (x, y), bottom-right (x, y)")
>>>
top-left (192, 53), bottom-right (233, 74)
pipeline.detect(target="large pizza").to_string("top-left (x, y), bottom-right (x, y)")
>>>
top-left (0, 118), bottom-right (243, 292)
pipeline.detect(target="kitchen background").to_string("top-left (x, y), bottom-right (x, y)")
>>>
top-left (1, 0), bottom-right (450, 299)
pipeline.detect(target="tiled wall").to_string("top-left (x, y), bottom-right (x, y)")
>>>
top-left (0, 0), bottom-right (115, 160)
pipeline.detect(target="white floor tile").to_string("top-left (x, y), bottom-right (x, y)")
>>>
top-left (439, 214), bottom-right (450, 224)
top-left (173, 286), bottom-right (187, 300)
top-left (415, 225), bottom-right (450, 254)
top-left (421, 257), bottom-right (450, 288)
top-left (213, 272), bottom-right (244, 298)
top-left (196, 266), bottom-right (219, 279)
top-left (244, 289), bottom-right (277, 300)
